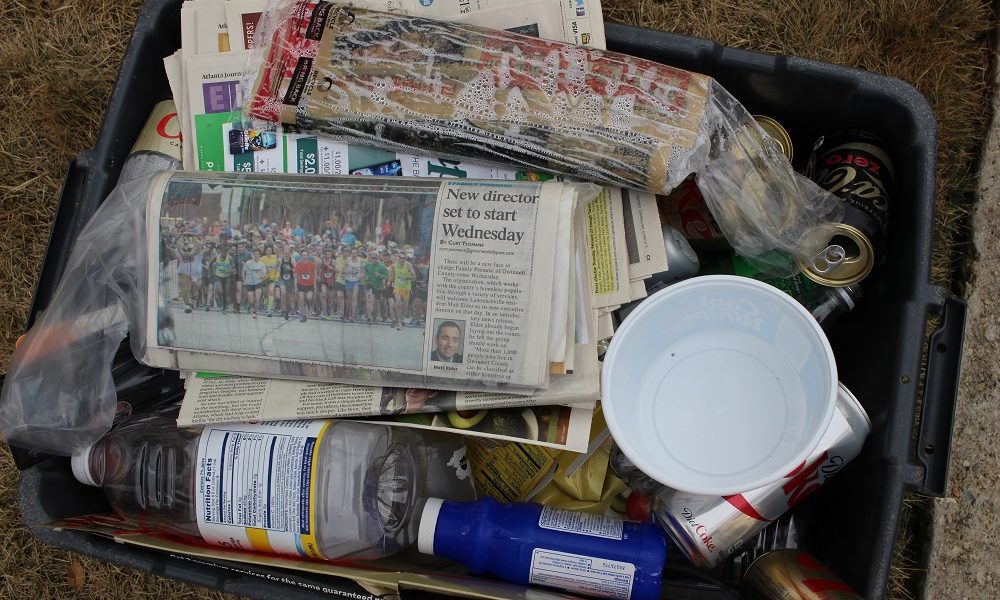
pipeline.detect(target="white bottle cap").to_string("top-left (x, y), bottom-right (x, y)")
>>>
top-left (71, 445), bottom-right (98, 486)
top-left (417, 497), bottom-right (444, 555)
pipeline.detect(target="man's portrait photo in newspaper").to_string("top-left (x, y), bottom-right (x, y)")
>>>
top-left (430, 319), bottom-right (465, 363)
top-left (155, 177), bottom-right (439, 371)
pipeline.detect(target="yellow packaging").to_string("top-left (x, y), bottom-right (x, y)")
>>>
top-left (466, 439), bottom-right (557, 503)
top-left (533, 470), bottom-right (628, 514)
top-left (551, 438), bottom-right (612, 501)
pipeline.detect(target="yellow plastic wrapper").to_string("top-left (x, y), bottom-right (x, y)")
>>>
top-left (531, 434), bottom-right (623, 513)
top-left (550, 438), bottom-right (612, 502)
top-left (466, 438), bottom-right (557, 503)
top-left (533, 470), bottom-right (627, 514)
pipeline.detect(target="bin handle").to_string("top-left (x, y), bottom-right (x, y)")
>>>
top-left (911, 286), bottom-right (966, 497)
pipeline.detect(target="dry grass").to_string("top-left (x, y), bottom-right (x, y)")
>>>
top-left (0, 0), bottom-right (232, 597)
top-left (0, 0), bottom-right (993, 599)
top-left (0, 0), bottom-right (141, 369)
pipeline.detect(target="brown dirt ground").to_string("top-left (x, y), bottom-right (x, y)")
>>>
top-left (0, 1), bottom-right (993, 598)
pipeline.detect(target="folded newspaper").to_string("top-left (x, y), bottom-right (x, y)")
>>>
top-left (147, 171), bottom-right (598, 391)
top-left (359, 403), bottom-right (593, 452)
top-left (176, 342), bottom-right (598, 452)
top-left (167, 0), bottom-right (659, 315)
top-left (178, 334), bottom-right (598, 419)
top-left (160, 0), bottom-right (644, 406)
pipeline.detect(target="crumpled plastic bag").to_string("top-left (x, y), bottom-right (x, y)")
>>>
top-left (244, 0), bottom-right (842, 272)
top-left (0, 175), bottom-right (156, 456)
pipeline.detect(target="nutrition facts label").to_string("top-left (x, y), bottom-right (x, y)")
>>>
top-left (529, 549), bottom-right (634, 600)
top-left (538, 506), bottom-right (624, 540)
top-left (195, 420), bottom-right (328, 558)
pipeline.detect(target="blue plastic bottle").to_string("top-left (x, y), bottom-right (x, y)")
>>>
top-left (417, 496), bottom-right (668, 600)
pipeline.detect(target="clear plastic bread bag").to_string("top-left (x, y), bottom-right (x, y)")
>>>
top-left (242, 0), bottom-right (843, 273)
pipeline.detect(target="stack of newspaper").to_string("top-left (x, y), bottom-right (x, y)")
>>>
top-left (160, 0), bottom-right (668, 452)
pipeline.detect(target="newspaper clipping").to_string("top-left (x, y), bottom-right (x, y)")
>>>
top-left (145, 172), bottom-right (589, 390)
top-left (360, 403), bottom-right (592, 452)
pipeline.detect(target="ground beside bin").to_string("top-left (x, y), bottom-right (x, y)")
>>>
top-left (925, 43), bottom-right (1000, 596)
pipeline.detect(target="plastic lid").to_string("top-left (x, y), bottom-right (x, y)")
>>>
top-left (71, 445), bottom-right (98, 487)
top-left (417, 497), bottom-right (444, 555)
top-left (602, 276), bottom-right (838, 496)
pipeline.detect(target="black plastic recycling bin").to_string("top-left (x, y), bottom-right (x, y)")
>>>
top-left (11, 0), bottom-right (966, 598)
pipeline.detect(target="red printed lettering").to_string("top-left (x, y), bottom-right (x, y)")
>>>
top-left (825, 152), bottom-right (882, 176)
top-left (782, 451), bottom-right (829, 507)
top-left (680, 507), bottom-right (716, 551)
top-left (795, 552), bottom-right (856, 594)
top-left (156, 112), bottom-right (182, 141)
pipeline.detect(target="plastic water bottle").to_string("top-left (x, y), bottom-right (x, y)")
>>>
top-left (71, 407), bottom-right (474, 561)
top-left (417, 496), bottom-right (669, 600)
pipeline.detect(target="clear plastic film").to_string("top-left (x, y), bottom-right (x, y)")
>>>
top-left (243, 0), bottom-right (843, 271)
top-left (0, 174), bottom-right (158, 456)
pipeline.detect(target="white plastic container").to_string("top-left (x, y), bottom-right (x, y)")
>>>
top-left (601, 275), bottom-right (838, 496)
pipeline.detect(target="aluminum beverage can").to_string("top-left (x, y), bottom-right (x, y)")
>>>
top-left (652, 383), bottom-right (870, 568)
top-left (752, 115), bottom-right (794, 163)
top-left (643, 225), bottom-right (700, 292)
top-left (800, 129), bottom-right (894, 286)
top-left (656, 176), bottom-right (731, 251)
top-left (742, 549), bottom-right (863, 599)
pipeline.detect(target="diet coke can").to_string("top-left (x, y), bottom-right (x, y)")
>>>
top-left (652, 383), bottom-right (870, 568)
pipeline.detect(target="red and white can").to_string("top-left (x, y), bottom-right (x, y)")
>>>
top-left (656, 176), bottom-right (731, 250)
top-left (652, 383), bottom-right (870, 568)
top-left (742, 549), bottom-right (863, 599)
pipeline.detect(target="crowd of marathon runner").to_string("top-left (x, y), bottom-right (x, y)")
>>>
top-left (160, 216), bottom-right (428, 329)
